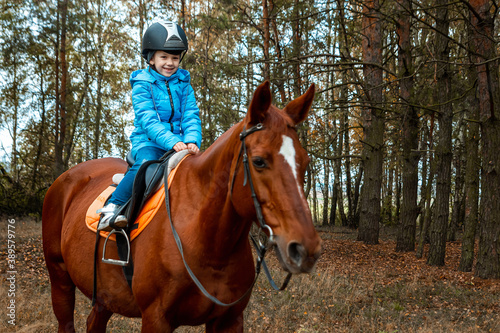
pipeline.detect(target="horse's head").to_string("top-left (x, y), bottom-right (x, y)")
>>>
top-left (232, 81), bottom-right (322, 274)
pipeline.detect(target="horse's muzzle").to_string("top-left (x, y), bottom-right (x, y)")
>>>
top-left (275, 239), bottom-right (322, 274)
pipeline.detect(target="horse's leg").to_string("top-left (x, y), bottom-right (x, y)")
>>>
top-left (47, 263), bottom-right (77, 333)
top-left (86, 303), bottom-right (113, 333)
top-left (205, 313), bottom-right (244, 333)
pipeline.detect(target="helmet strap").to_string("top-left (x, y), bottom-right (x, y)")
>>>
top-left (179, 50), bottom-right (187, 63)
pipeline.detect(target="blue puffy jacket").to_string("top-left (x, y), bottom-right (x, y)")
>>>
top-left (129, 67), bottom-right (202, 156)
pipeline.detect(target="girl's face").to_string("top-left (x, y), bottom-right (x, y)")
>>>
top-left (149, 51), bottom-right (180, 77)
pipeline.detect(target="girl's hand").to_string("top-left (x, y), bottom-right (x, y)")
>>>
top-left (173, 142), bottom-right (188, 152)
top-left (173, 142), bottom-right (199, 154)
top-left (187, 143), bottom-right (200, 154)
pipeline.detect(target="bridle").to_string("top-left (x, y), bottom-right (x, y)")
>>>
top-left (238, 123), bottom-right (292, 290)
top-left (164, 122), bottom-right (291, 307)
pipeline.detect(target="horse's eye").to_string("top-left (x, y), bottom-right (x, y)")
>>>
top-left (252, 157), bottom-right (267, 169)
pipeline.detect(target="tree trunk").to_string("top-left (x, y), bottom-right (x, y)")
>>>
top-left (395, 162), bottom-right (401, 225)
top-left (32, 59), bottom-right (47, 190)
top-left (54, 0), bottom-right (68, 178)
top-left (330, 161), bottom-right (338, 226)
top-left (427, 0), bottom-right (452, 266)
top-left (93, 0), bottom-right (104, 159)
top-left (304, 163), bottom-right (312, 199)
top-left (138, 0), bottom-right (146, 68)
top-left (416, 193), bottom-right (434, 259)
top-left (358, 0), bottom-right (383, 245)
top-left (387, 164), bottom-right (394, 226)
top-left (269, 0), bottom-right (286, 104)
top-left (10, 60), bottom-right (19, 183)
top-left (349, 164), bottom-right (363, 229)
top-left (418, 124), bottom-right (429, 236)
top-left (322, 160), bottom-right (330, 226)
top-left (469, 0), bottom-right (500, 279)
top-left (312, 168), bottom-right (318, 225)
top-left (180, 0), bottom-right (186, 30)
top-left (262, 0), bottom-right (270, 81)
top-left (396, 0), bottom-right (419, 252)
top-left (293, 0), bottom-right (302, 96)
top-left (333, 156), bottom-right (347, 227)
top-left (94, 67), bottom-right (104, 159)
top-left (344, 122), bottom-right (354, 228)
top-left (337, 24), bottom-right (350, 228)
top-left (416, 136), bottom-right (437, 259)
top-left (459, 57), bottom-right (480, 272)
top-left (247, 29), bottom-right (254, 107)
top-left (336, 0), bottom-right (361, 229)
top-left (448, 121), bottom-right (465, 242)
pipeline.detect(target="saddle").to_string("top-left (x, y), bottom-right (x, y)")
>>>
top-left (112, 150), bottom-right (175, 226)
top-left (95, 150), bottom-right (190, 289)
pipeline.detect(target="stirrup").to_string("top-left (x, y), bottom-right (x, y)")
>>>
top-left (101, 229), bottom-right (130, 266)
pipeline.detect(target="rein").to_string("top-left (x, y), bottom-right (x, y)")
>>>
top-left (164, 123), bottom-right (291, 307)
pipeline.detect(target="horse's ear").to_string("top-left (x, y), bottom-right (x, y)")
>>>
top-left (283, 83), bottom-right (315, 125)
top-left (247, 81), bottom-right (272, 125)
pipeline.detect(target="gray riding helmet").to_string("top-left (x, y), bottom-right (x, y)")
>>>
top-left (142, 21), bottom-right (188, 62)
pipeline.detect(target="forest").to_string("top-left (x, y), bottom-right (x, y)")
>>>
top-left (1, 0), bottom-right (499, 280)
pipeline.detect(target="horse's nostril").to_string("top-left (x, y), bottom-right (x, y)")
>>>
top-left (287, 242), bottom-right (306, 267)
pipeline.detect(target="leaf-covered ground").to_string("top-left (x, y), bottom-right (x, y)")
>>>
top-left (317, 228), bottom-right (495, 289)
top-left (1, 220), bottom-right (499, 332)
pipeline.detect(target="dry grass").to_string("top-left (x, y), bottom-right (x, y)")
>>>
top-left (1, 218), bottom-right (499, 332)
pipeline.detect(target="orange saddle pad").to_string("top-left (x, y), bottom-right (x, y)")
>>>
top-left (85, 154), bottom-right (188, 241)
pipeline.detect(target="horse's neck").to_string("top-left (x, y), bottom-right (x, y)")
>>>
top-left (182, 123), bottom-right (252, 256)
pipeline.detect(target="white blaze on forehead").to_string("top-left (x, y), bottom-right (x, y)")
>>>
top-left (279, 135), bottom-right (302, 194)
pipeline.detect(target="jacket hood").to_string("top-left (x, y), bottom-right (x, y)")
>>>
top-left (130, 67), bottom-right (190, 87)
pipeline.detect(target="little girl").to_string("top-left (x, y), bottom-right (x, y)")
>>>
top-left (98, 20), bottom-right (202, 231)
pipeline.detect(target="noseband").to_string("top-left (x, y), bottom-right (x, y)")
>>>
top-left (164, 123), bottom-right (291, 308)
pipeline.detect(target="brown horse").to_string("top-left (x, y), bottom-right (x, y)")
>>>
top-left (42, 81), bottom-right (322, 332)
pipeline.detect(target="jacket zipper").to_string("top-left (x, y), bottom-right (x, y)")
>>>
top-left (165, 81), bottom-right (176, 128)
